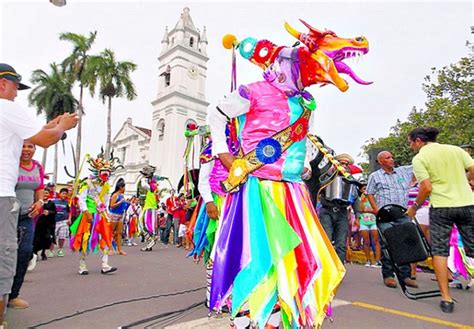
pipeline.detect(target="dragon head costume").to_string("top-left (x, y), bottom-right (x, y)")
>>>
top-left (223, 19), bottom-right (371, 93)
top-left (87, 148), bottom-right (123, 183)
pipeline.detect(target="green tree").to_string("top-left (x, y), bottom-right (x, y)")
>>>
top-left (28, 63), bottom-right (78, 183)
top-left (87, 49), bottom-right (137, 157)
top-left (362, 51), bottom-right (473, 166)
top-left (60, 31), bottom-right (97, 169)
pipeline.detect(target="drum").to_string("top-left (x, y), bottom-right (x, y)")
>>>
top-left (324, 176), bottom-right (359, 203)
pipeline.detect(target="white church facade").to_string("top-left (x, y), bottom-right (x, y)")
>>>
top-left (111, 7), bottom-right (209, 194)
top-left (110, 118), bottom-right (151, 197)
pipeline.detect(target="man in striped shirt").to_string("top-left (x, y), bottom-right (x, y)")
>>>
top-left (367, 151), bottom-right (417, 289)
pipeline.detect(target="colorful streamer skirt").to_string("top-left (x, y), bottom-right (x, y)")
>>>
top-left (188, 194), bottom-right (225, 264)
top-left (140, 208), bottom-right (157, 236)
top-left (128, 216), bottom-right (138, 237)
top-left (185, 197), bottom-right (202, 243)
top-left (70, 212), bottom-right (113, 254)
top-left (210, 176), bottom-right (345, 328)
top-left (448, 225), bottom-right (474, 279)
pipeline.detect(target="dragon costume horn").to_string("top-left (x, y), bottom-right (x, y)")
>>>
top-left (299, 19), bottom-right (325, 36)
top-left (284, 22), bottom-right (301, 39)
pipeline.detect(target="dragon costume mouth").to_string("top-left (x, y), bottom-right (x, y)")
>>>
top-left (324, 47), bottom-right (372, 85)
top-left (284, 21), bottom-right (372, 89)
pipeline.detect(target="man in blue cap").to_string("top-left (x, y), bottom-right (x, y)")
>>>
top-left (0, 63), bottom-right (78, 327)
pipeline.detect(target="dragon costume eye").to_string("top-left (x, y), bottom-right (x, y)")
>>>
top-left (239, 37), bottom-right (258, 59)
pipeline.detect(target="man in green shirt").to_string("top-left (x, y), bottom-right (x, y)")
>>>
top-left (406, 127), bottom-right (474, 314)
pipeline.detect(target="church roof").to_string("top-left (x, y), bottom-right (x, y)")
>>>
top-left (174, 7), bottom-right (196, 31)
top-left (135, 126), bottom-right (152, 137)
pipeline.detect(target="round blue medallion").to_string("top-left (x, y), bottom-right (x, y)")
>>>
top-left (256, 138), bottom-right (282, 164)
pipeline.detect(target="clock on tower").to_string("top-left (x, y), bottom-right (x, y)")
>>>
top-left (187, 65), bottom-right (199, 79)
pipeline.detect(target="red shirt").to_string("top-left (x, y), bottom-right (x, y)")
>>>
top-left (173, 199), bottom-right (186, 221)
top-left (166, 196), bottom-right (176, 214)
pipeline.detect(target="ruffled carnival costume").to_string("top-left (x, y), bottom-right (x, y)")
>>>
top-left (125, 203), bottom-right (140, 244)
top-left (70, 154), bottom-right (119, 275)
top-left (448, 225), bottom-right (474, 289)
top-left (138, 165), bottom-right (160, 251)
top-left (188, 125), bottom-right (239, 307)
top-left (208, 21), bottom-right (372, 328)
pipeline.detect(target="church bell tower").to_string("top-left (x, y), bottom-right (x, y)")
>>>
top-left (149, 7), bottom-right (209, 188)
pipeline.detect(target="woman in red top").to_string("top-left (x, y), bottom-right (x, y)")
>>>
top-left (172, 193), bottom-right (186, 247)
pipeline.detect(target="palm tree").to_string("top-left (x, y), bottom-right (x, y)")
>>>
top-left (87, 49), bottom-right (137, 157)
top-left (28, 63), bottom-right (78, 183)
top-left (59, 30), bottom-right (97, 170)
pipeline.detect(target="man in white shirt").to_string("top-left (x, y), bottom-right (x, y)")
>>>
top-left (0, 63), bottom-right (78, 327)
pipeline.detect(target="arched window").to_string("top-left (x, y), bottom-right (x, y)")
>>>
top-left (189, 37), bottom-right (194, 48)
top-left (157, 119), bottom-right (165, 141)
top-left (160, 65), bottom-right (171, 87)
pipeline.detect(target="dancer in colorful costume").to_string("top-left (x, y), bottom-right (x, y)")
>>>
top-left (207, 20), bottom-right (371, 328)
top-left (188, 124), bottom-right (239, 307)
top-left (70, 152), bottom-right (119, 275)
top-left (124, 196), bottom-right (141, 246)
top-left (139, 165), bottom-right (160, 251)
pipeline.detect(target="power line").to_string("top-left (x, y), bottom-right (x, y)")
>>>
top-left (121, 300), bottom-right (205, 328)
top-left (30, 286), bottom-right (206, 328)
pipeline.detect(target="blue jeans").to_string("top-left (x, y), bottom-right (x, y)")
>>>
top-left (319, 206), bottom-right (349, 263)
top-left (378, 217), bottom-right (411, 280)
top-left (10, 214), bottom-right (34, 299)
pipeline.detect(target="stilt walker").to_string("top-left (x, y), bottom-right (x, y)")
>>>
top-left (188, 123), bottom-right (239, 308)
top-left (139, 165), bottom-right (159, 251)
top-left (208, 19), bottom-right (372, 328)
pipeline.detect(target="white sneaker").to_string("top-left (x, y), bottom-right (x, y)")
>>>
top-left (365, 261), bottom-right (372, 268)
top-left (127, 242), bottom-right (132, 247)
top-left (131, 242), bottom-right (138, 246)
top-left (371, 261), bottom-right (382, 269)
top-left (78, 267), bottom-right (89, 275)
top-left (27, 254), bottom-right (38, 272)
top-left (101, 266), bottom-right (117, 274)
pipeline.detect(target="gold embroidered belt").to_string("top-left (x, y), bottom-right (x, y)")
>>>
top-left (221, 108), bottom-right (311, 193)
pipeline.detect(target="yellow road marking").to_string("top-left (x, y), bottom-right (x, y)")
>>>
top-left (352, 301), bottom-right (474, 329)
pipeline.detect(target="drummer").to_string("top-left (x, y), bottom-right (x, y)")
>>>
top-left (318, 153), bottom-right (361, 263)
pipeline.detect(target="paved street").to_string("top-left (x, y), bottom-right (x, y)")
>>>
top-left (5, 243), bottom-right (474, 329)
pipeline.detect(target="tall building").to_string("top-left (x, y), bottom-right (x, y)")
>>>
top-left (149, 7), bottom-right (209, 188)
